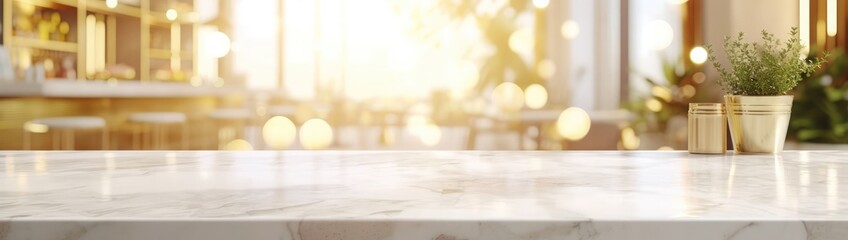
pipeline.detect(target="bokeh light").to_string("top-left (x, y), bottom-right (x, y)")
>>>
top-left (536, 59), bottom-right (556, 79)
top-left (419, 123), bottom-right (442, 146)
top-left (646, 20), bottom-right (673, 51)
top-left (692, 72), bottom-right (706, 84)
top-left (556, 107), bottom-right (591, 141)
top-left (24, 122), bottom-right (49, 133)
top-left (166, 9), bottom-right (178, 21)
top-left (223, 139), bottom-right (253, 150)
top-left (262, 116), bottom-right (297, 149)
top-left (532, 0), bottom-right (550, 9)
top-left (651, 86), bottom-right (672, 102)
top-left (106, 0), bottom-right (118, 8)
top-left (299, 118), bottom-right (334, 150)
top-left (405, 115), bottom-right (428, 137)
top-left (524, 84), bottom-right (548, 109)
top-left (827, 0), bottom-right (837, 37)
top-left (646, 98), bottom-right (663, 112)
top-left (620, 127), bottom-right (640, 150)
top-left (451, 60), bottom-right (480, 97)
top-left (492, 82), bottom-right (526, 112)
top-left (560, 20), bottom-right (580, 40)
top-left (681, 84), bottom-right (696, 98)
top-left (689, 46), bottom-right (708, 65)
top-left (509, 28), bottom-right (534, 55)
top-left (202, 31), bottom-right (231, 58)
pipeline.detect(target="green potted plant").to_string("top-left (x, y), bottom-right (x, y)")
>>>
top-left (788, 49), bottom-right (848, 146)
top-left (708, 27), bottom-right (827, 154)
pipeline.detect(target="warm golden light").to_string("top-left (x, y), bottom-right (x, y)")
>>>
top-left (692, 72), bottom-right (706, 84)
top-left (651, 86), bottom-right (672, 102)
top-left (202, 31), bottom-right (231, 58)
top-left (689, 46), bottom-right (708, 65)
top-left (43, 59), bottom-right (54, 73)
top-left (405, 115), bottom-right (428, 137)
top-left (166, 9), bottom-right (178, 21)
top-left (827, 0), bottom-right (837, 37)
top-left (524, 84), bottom-right (548, 109)
top-left (657, 146), bottom-right (675, 151)
top-left (419, 123), bottom-right (442, 146)
top-left (560, 20), bottom-right (580, 40)
top-left (451, 61), bottom-right (480, 97)
top-left (667, 0), bottom-right (688, 4)
top-left (24, 122), bottom-right (49, 133)
top-left (299, 118), bottom-right (334, 150)
top-left (18, 3), bottom-right (35, 15)
top-left (646, 20), bottom-right (674, 51)
top-left (262, 116), bottom-right (297, 150)
top-left (556, 107), bottom-right (591, 141)
top-left (800, 0), bottom-right (811, 55)
top-left (681, 84), bottom-right (696, 98)
top-left (620, 127), bottom-right (640, 150)
top-left (59, 22), bottom-right (70, 34)
top-left (508, 28), bottom-right (534, 55)
top-left (492, 82), bottom-right (526, 112)
top-left (106, 0), bottom-right (118, 9)
top-left (536, 59), bottom-right (556, 79)
top-left (532, 0), bottom-right (550, 9)
top-left (223, 139), bottom-right (254, 150)
top-left (85, 15), bottom-right (96, 77)
top-left (646, 98), bottom-right (663, 112)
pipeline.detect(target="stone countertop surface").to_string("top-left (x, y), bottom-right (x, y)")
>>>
top-left (1, 151), bottom-right (846, 239)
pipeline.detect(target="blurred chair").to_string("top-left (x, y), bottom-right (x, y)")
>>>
top-left (128, 112), bottom-right (187, 149)
top-left (209, 108), bottom-right (253, 149)
top-left (23, 116), bottom-right (108, 150)
top-left (568, 110), bottom-right (635, 150)
top-left (465, 111), bottom-right (521, 150)
top-left (517, 109), bottom-right (562, 150)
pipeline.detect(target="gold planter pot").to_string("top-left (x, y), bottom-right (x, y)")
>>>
top-left (724, 95), bottom-right (793, 154)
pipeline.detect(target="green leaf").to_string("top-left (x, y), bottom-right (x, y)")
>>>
top-left (789, 118), bottom-right (815, 128)
top-left (824, 87), bottom-right (844, 102)
top-left (797, 129), bottom-right (827, 141)
top-left (835, 122), bottom-right (848, 137)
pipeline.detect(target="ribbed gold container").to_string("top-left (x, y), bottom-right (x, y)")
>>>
top-left (688, 103), bottom-right (727, 154)
top-left (724, 95), bottom-right (793, 154)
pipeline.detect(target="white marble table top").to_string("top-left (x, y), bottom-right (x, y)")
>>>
top-left (1, 151), bottom-right (847, 239)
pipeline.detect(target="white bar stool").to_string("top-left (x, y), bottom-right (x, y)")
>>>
top-left (209, 108), bottom-right (253, 149)
top-left (267, 106), bottom-right (296, 119)
top-left (23, 116), bottom-right (108, 150)
top-left (128, 112), bottom-right (188, 150)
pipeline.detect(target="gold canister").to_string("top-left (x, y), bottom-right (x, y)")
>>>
top-left (688, 103), bottom-right (727, 154)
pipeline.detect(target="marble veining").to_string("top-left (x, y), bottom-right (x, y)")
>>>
top-left (1, 151), bottom-right (848, 239)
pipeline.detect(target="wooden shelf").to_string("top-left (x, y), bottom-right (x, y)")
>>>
top-left (9, 37), bottom-right (78, 52)
top-left (15, 0), bottom-right (78, 9)
top-left (86, 0), bottom-right (142, 17)
top-left (6, 0), bottom-right (198, 81)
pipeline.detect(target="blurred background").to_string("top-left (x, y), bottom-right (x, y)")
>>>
top-left (0, 0), bottom-right (845, 151)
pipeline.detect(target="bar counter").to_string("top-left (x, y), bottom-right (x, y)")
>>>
top-left (1, 151), bottom-right (846, 239)
top-left (0, 80), bottom-right (261, 150)
top-left (0, 80), bottom-right (247, 98)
